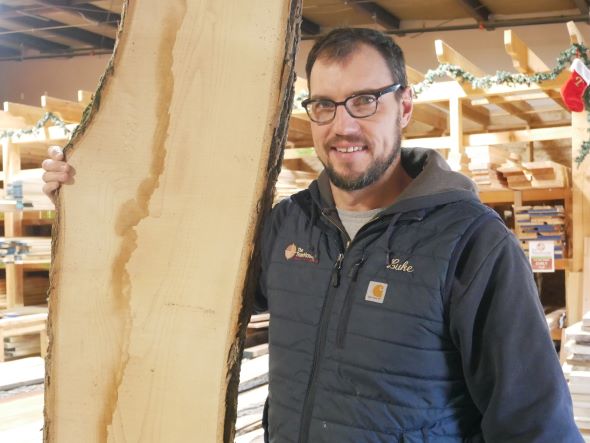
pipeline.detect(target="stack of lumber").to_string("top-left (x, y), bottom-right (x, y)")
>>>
top-left (469, 167), bottom-right (507, 190)
top-left (496, 158), bottom-right (568, 191)
top-left (246, 313), bottom-right (269, 349)
top-left (3, 169), bottom-right (55, 211)
top-left (466, 146), bottom-right (509, 190)
top-left (497, 153), bottom-right (532, 190)
top-left (563, 317), bottom-right (590, 437)
top-left (498, 165), bottom-right (531, 190)
top-left (0, 237), bottom-right (51, 264)
top-left (0, 309), bottom-right (47, 362)
top-left (514, 205), bottom-right (566, 259)
top-left (3, 335), bottom-right (41, 360)
top-left (546, 307), bottom-right (566, 340)
top-left (0, 275), bottom-right (48, 309)
top-left (235, 348), bottom-right (269, 442)
top-left (522, 161), bottom-right (567, 189)
top-left (0, 355), bottom-right (45, 391)
top-left (274, 168), bottom-right (316, 204)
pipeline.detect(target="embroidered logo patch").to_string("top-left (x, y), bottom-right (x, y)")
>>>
top-left (386, 258), bottom-right (414, 273)
top-left (365, 281), bottom-right (388, 304)
top-left (284, 243), bottom-right (318, 263)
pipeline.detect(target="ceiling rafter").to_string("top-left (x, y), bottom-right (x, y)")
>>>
top-left (9, 14), bottom-right (115, 49)
top-left (348, 1), bottom-right (400, 30)
top-left (455, 0), bottom-right (492, 23)
top-left (0, 44), bottom-right (20, 57)
top-left (302, 16), bottom-right (320, 35)
top-left (0, 25), bottom-right (70, 52)
top-left (571, 0), bottom-right (590, 17)
top-left (34, 1), bottom-right (121, 28)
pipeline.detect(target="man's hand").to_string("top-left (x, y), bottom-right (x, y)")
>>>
top-left (41, 146), bottom-right (75, 204)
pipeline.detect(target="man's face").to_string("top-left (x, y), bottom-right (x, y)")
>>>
top-left (308, 44), bottom-right (412, 191)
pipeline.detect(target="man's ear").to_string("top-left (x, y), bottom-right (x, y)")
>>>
top-left (399, 87), bottom-right (413, 129)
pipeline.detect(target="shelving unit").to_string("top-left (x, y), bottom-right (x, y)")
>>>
top-left (0, 92), bottom-right (88, 310)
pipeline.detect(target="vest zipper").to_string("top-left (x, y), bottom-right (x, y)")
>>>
top-left (298, 208), bottom-right (389, 441)
top-left (330, 253), bottom-right (344, 287)
top-left (298, 251), bottom-right (344, 443)
top-left (335, 257), bottom-right (365, 348)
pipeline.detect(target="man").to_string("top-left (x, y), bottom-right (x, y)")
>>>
top-left (44, 28), bottom-right (581, 442)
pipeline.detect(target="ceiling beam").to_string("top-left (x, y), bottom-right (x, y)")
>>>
top-left (0, 3), bottom-right (117, 39)
top-left (9, 15), bottom-right (115, 49)
top-left (0, 44), bottom-right (19, 58)
top-left (567, 20), bottom-right (586, 44)
top-left (35, 1), bottom-right (121, 28)
top-left (301, 16), bottom-right (320, 35)
top-left (572, 0), bottom-right (590, 16)
top-left (408, 65), bottom-right (490, 127)
top-left (0, 26), bottom-right (70, 52)
top-left (80, 0), bottom-right (123, 14)
top-left (455, 0), bottom-right (491, 23)
top-left (0, 5), bottom-right (53, 20)
top-left (303, 14), bottom-right (590, 39)
top-left (435, 39), bottom-right (543, 126)
top-left (504, 29), bottom-right (568, 110)
top-left (349, 1), bottom-right (400, 29)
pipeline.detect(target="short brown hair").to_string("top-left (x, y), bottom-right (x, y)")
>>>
top-left (305, 28), bottom-right (407, 91)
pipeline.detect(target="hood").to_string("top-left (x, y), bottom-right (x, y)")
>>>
top-left (310, 147), bottom-right (479, 215)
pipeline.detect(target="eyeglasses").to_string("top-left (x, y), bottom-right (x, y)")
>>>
top-left (301, 83), bottom-right (404, 124)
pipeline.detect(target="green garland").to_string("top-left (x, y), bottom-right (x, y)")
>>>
top-left (2, 44), bottom-right (590, 167)
top-left (0, 112), bottom-right (72, 141)
top-left (413, 43), bottom-right (590, 166)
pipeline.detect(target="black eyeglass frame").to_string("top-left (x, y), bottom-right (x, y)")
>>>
top-left (301, 83), bottom-right (405, 124)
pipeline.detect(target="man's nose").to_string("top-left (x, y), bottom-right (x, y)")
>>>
top-left (331, 104), bottom-right (361, 135)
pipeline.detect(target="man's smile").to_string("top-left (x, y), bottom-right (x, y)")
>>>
top-left (331, 145), bottom-right (366, 153)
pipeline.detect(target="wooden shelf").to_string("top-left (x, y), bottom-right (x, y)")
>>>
top-left (479, 187), bottom-right (569, 204)
top-left (0, 261), bottom-right (51, 271)
top-left (0, 210), bottom-right (54, 220)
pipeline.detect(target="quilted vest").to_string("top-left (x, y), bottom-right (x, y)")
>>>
top-left (263, 192), bottom-right (495, 443)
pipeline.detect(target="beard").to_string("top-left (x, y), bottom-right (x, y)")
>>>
top-left (322, 124), bottom-right (402, 191)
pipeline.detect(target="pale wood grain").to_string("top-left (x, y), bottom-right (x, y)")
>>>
top-left (45, 1), bottom-right (300, 442)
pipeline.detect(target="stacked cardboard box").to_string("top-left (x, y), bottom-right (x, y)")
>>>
top-left (513, 205), bottom-right (566, 259)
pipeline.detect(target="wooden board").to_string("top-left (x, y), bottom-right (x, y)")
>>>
top-left (44, 1), bottom-right (300, 442)
top-left (0, 388), bottom-right (44, 443)
top-left (0, 356), bottom-right (45, 391)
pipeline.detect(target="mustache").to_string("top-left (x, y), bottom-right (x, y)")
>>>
top-left (325, 136), bottom-right (369, 147)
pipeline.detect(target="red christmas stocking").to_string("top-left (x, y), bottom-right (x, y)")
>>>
top-left (561, 58), bottom-right (590, 112)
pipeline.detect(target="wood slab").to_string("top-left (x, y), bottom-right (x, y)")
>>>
top-left (45, 1), bottom-right (300, 442)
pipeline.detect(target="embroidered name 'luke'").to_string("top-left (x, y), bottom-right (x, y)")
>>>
top-left (284, 243), bottom-right (318, 263)
top-left (386, 258), bottom-right (414, 272)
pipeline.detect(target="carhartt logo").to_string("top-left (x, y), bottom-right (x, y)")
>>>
top-left (365, 281), bottom-right (387, 303)
top-left (284, 243), bottom-right (318, 263)
top-left (386, 258), bottom-right (414, 273)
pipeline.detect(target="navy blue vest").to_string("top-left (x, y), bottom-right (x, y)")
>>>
top-left (263, 194), bottom-right (493, 442)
